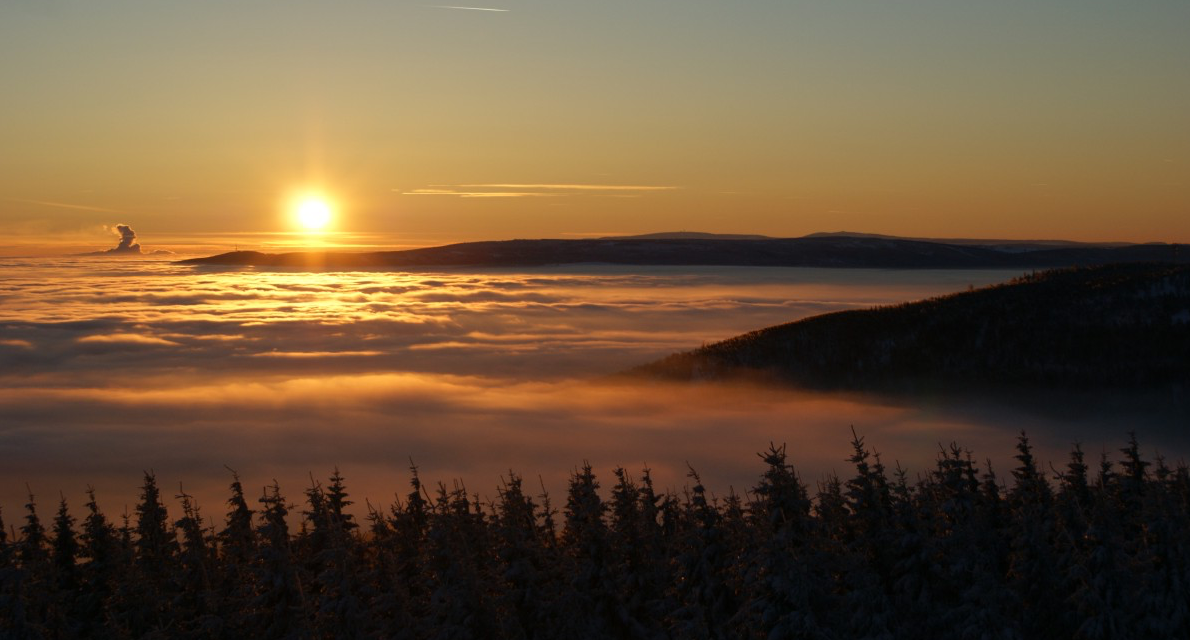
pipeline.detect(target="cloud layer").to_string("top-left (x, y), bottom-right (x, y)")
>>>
top-left (1, 258), bottom-right (1179, 516)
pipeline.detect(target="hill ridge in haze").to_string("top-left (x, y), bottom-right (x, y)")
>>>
top-left (181, 236), bottom-right (1187, 270)
top-left (626, 263), bottom-right (1190, 407)
top-left (599, 231), bottom-right (774, 240)
top-left (802, 230), bottom-right (1136, 248)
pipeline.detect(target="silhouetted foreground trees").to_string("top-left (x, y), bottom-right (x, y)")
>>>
top-left (3, 433), bottom-right (1189, 639)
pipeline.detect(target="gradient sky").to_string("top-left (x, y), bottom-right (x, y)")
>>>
top-left (2, 0), bottom-right (1188, 253)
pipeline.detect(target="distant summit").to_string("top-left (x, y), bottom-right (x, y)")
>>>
top-left (600, 231), bottom-right (773, 241)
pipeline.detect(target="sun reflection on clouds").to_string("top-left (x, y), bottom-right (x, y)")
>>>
top-left (252, 350), bottom-right (386, 358)
top-left (76, 333), bottom-right (181, 346)
top-left (6, 260), bottom-right (996, 371)
top-left (3, 257), bottom-right (1176, 517)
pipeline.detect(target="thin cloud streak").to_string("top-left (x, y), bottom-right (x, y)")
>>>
top-left (402, 189), bottom-right (557, 198)
top-left (251, 350), bottom-right (386, 358)
top-left (76, 333), bottom-right (180, 346)
top-left (11, 199), bottom-right (124, 214)
top-left (427, 5), bottom-right (510, 11)
top-left (459, 184), bottom-right (679, 191)
top-left (400, 184), bottom-right (679, 198)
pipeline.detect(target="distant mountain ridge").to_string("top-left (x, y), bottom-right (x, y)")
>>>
top-left (802, 231), bottom-right (1137, 249)
top-left (626, 263), bottom-right (1190, 404)
top-left (600, 231), bottom-right (774, 240)
top-left (181, 235), bottom-right (1186, 270)
top-left (606, 231), bottom-right (1137, 246)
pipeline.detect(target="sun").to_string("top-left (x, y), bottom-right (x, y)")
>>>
top-left (294, 197), bottom-right (333, 231)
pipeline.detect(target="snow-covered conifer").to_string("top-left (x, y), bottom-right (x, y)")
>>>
top-left (251, 482), bottom-right (312, 639)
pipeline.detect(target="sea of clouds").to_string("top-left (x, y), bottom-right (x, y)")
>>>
top-left (0, 257), bottom-right (1178, 518)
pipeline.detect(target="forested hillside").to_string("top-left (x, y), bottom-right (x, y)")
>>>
top-left (2, 433), bottom-right (1188, 638)
top-left (630, 263), bottom-right (1190, 400)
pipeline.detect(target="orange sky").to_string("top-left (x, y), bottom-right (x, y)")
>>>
top-left (2, 1), bottom-right (1188, 254)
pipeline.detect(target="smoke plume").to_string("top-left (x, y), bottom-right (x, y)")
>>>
top-left (106, 224), bottom-right (142, 254)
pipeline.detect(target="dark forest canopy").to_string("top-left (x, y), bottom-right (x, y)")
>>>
top-left (179, 236), bottom-right (1188, 270)
top-left (3, 433), bottom-right (1189, 638)
top-left (628, 263), bottom-right (1190, 409)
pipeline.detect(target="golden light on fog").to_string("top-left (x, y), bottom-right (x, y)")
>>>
top-left (294, 197), bottom-right (333, 231)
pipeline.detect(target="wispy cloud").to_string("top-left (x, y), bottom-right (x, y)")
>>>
top-left (402, 189), bottom-right (557, 198)
top-left (461, 184), bottom-right (678, 191)
top-left (10, 199), bottom-right (123, 214)
top-left (427, 5), bottom-right (510, 11)
top-left (0, 339), bottom-right (33, 349)
top-left (251, 350), bottom-right (385, 358)
top-left (398, 184), bottom-right (679, 198)
top-left (76, 333), bottom-right (180, 346)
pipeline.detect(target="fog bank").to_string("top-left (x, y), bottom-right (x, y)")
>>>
top-left (2, 258), bottom-right (1176, 516)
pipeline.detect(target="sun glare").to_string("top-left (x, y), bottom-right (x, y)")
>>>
top-left (294, 197), bottom-right (333, 231)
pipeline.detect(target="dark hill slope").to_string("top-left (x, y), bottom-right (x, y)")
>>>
top-left (180, 237), bottom-right (1186, 270)
top-left (628, 264), bottom-right (1190, 397)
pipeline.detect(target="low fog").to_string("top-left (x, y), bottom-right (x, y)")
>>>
top-left (0, 258), bottom-right (1180, 516)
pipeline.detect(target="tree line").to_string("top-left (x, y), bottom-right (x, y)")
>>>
top-left (2, 431), bottom-right (1188, 639)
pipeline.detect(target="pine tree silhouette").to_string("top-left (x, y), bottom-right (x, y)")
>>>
top-left (0, 433), bottom-right (1187, 637)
